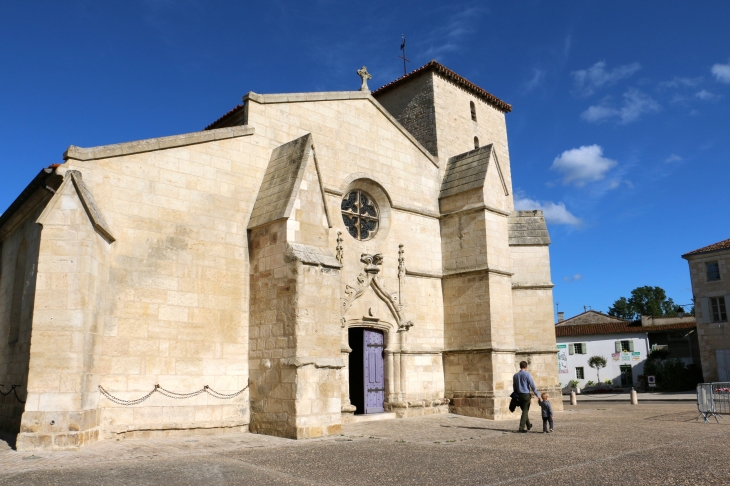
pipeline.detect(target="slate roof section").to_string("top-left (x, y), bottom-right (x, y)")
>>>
top-left (555, 320), bottom-right (696, 337)
top-left (682, 238), bottom-right (730, 257)
top-left (439, 144), bottom-right (493, 199)
top-left (372, 60), bottom-right (512, 113)
top-left (508, 210), bottom-right (551, 246)
top-left (248, 134), bottom-right (312, 230)
top-left (0, 165), bottom-right (61, 236)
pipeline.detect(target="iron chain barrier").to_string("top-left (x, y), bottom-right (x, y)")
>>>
top-left (99, 383), bottom-right (249, 406)
top-left (0, 384), bottom-right (25, 403)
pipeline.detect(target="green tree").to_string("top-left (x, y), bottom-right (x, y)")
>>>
top-left (608, 286), bottom-right (678, 320)
top-left (608, 297), bottom-right (634, 320)
top-left (588, 355), bottom-right (607, 382)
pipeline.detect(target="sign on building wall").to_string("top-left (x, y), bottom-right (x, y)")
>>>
top-left (621, 352), bottom-right (631, 361)
top-left (632, 352), bottom-right (641, 361)
top-left (612, 353), bottom-right (620, 362)
top-left (557, 344), bottom-right (569, 373)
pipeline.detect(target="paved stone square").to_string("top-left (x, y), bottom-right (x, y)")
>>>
top-left (0, 402), bottom-right (727, 485)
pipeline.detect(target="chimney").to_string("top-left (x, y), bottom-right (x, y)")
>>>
top-left (557, 312), bottom-right (565, 323)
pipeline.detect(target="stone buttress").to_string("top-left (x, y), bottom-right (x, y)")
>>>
top-left (247, 134), bottom-right (344, 439)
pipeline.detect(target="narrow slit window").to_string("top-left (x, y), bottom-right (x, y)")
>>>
top-left (470, 101), bottom-right (477, 121)
top-left (474, 136), bottom-right (479, 149)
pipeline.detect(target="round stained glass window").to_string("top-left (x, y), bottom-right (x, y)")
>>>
top-left (341, 190), bottom-right (379, 241)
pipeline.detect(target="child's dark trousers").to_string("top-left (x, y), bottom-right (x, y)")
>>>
top-left (542, 417), bottom-right (553, 432)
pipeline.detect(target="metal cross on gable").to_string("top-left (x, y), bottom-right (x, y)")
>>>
top-left (399, 34), bottom-right (410, 75)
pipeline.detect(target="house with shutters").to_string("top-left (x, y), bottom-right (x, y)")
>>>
top-left (554, 310), bottom-right (698, 390)
top-left (683, 237), bottom-right (730, 381)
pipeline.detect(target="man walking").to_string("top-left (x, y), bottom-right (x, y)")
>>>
top-left (513, 361), bottom-right (540, 433)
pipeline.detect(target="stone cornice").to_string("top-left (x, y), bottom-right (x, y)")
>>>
top-left (442, 266), bottom-right (514, 279)
top-left (64, 126), bottom-right (255, 161)
top-left (405, 269), bottom-right (442, 279)
top-left (439, 203), bottom-right (511, 218)
top-left (512, 283), bottom-right (555, 290)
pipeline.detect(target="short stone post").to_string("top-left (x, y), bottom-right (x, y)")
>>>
top-left (630, 388), bottom-right (638, 405)
top-left (570, 391), bottom-right (577, 406)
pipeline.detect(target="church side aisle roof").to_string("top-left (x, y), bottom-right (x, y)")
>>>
top-left (372, 60), bottom-right (512, 113)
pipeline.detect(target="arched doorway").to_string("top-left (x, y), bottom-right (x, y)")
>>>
top-left (348, 327), bottom-right (385, 414)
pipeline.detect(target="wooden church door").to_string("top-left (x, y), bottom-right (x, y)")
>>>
top-left (363, 329), bottom-right (385, 414)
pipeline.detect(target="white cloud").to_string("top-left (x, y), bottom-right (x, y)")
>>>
top-left (422, 5), bottom-right (487, 60)
top-left (525, 68), bottom-right (545, 91)
top-left (658, 76), bottom-right (703, 89)
top-left (581, 88), bottom-right (660, 124)
top-left (563, 274), bottom-right (582, 282)
top-left (571, 61), bottom-right (641, 97)
top-left (695, 89), bottom-right (721, 101)
top-left (711, 61), bottom-right (730, 83)
top-left (551, 145), bottom-right (617, 186)
top-left (664, 154), bottom-right (682, 163)
top-left (514, 197), bottom-right (580, 226)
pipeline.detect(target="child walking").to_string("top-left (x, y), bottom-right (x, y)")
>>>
top-left (539, 392), bottom-right (554, 433)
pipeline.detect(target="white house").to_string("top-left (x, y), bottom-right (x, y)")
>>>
top-left (556, 330), bottom-right (649, 389)
top-left (554, 311), bottom-right (697, 390)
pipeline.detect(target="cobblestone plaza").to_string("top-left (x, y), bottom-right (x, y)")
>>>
top-left (0, 402), bottom-right (727, 485)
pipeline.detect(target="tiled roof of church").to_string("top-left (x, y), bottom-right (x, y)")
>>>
top-left (682, 237), bottom-right (730, 257)
top-left (204, 103), bottom-right (244, 131)
top-left (555, 320), bottom-right (696, 337)
top-left (372, 60), bottom-right (512, 113)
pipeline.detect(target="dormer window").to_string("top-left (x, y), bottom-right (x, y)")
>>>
top-left (470, 101), bottom-right (477, 121)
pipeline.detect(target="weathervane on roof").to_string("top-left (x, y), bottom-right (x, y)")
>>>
top-left (399, 34), bottom-right (410, 75)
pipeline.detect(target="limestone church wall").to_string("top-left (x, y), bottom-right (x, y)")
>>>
top-left (13, 130), bottom-right (269, 450)
top-left (244, 96), bottom-right (448, 416)
top-left (0, 61), bottom-right (563, 449)
top-left (0, 211), bottom-right (44, 434)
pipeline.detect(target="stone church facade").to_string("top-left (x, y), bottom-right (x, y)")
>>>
top-left (0, 61), bottom-right (561, 450)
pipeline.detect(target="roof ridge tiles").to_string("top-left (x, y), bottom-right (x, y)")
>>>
top-left (372, 60), bottom-right (512, 113)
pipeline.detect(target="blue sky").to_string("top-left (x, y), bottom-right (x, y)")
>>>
top-left (1, 1), bottom-right (729, 319)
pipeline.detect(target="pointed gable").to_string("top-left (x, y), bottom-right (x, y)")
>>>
top-left (36, 170), bottom-right (115, 243)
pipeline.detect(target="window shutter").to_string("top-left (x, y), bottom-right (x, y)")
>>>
top-left (569, 344), bottom-right (575, 355)
top-left (615, 341), bottom-right (621, 353)
top-left (701, 298), bottom-right (711, 324)
top-left (629, 340), bottom-right (634, 352)
top-left (583, 343), bottom-right (588, 354)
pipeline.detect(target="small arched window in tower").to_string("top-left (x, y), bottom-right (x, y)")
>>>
top-left (474, 136), bottom-right (480, 149)
top-left (470, 101), bottom-right (477, 121)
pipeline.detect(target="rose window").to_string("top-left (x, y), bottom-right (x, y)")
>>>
top-left (341, 190), bottom-right (379, 241)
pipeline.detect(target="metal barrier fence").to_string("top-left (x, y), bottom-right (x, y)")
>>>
top-left (697, 382), bottom-right (730, 423)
